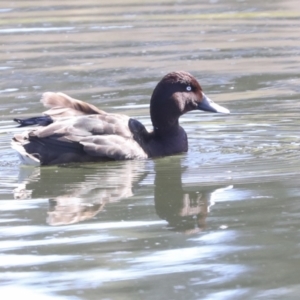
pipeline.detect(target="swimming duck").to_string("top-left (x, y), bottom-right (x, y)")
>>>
top-left (12, 71), bottom-right (229, 165)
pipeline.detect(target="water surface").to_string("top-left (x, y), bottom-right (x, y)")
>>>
top-left (1, 0), bottom-right (300, 299)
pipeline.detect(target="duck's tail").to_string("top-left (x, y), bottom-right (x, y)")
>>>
top-left (13, 116), bottom-right (53, 127)
top-left (11, 137), bottom-right (41, 166)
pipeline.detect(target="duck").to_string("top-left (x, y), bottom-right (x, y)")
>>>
top-left (11, 71), bottom-right (230, 166)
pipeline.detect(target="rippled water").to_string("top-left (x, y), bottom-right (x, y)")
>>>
top-left (1, 0), bottom-right (300, 299)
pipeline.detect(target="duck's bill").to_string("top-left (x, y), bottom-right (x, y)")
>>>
top-left (198, 93), bottom-right (230, 114)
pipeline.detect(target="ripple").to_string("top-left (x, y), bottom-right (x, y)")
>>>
top-left (0, 254), bottom-right (78, 267)
top-left (0, 27), bottom-right (74, 33)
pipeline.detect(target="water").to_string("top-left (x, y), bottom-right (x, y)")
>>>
top-left (1, 0), bottom-right (300, 299)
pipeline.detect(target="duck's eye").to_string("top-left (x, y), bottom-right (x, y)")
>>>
top-left (186, 86), bottom-right (192, 92)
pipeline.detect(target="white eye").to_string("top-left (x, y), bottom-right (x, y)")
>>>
top-left (186, 86), bottom-right (192, 91)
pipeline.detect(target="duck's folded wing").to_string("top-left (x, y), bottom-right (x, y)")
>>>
top-left (41, 92), bottom-right (107, 118)
top-left (32, 114), bottom-right (133, 139)
top-left (80, 135), bottom-right (147, 160)
top-left (23, 114), bottom-right (148, 161)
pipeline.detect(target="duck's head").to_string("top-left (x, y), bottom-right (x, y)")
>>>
top-left (150, 71), bottom-right (229, 131)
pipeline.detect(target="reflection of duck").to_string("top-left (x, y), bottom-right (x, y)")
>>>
top-left (154, 157), bottom-right (232, 234)
top-left (12, 71), bottom-right (229, 165)
top-left (14, 157), bottom-right (232, 231)
top-left (14, 160), bottom-right (147, 226)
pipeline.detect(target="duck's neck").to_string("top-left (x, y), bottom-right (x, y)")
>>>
top-left (153, 120), bottom-right (180, 137)
top-left (146, 123), bottom-right (188, 157)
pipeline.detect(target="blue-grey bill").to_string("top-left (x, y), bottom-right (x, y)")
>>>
top-left (198, 93), bottom-right (230, 114)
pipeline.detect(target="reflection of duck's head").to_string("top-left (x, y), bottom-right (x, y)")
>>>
top-left (12, 71), bottom-right (229, 165)
top-left (155, 190), bottom-right (210, 234)
top-left (154, 159), bottom-right (207, 233)
top-left (153, 157), bottom-right (231, 234)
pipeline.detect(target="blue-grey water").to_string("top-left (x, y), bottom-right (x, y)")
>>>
top-left (1, 0), bottom-right (300, 299)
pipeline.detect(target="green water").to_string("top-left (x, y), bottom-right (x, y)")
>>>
top-left (1, 0), bottom-right (300, 299)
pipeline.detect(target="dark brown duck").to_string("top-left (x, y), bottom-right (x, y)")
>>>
top-left (12, 71), bottom-right (230, 165)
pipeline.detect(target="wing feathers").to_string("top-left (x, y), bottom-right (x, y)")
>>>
top-left (41, 92), bottom-right (106, 117)
top-left (81, 136), bottom-right (147, 160)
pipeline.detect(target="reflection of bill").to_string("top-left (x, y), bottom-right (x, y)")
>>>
top-left (13, 158), bottom-right (232, 232)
